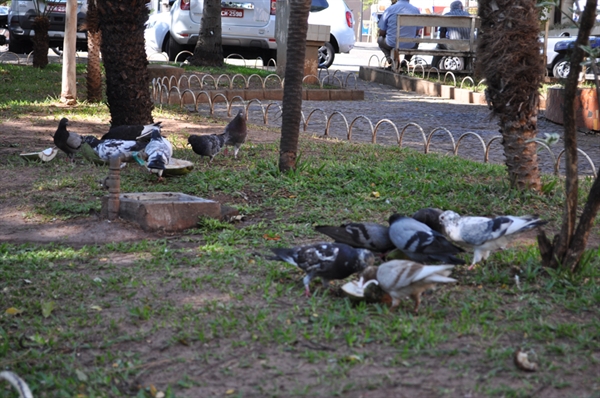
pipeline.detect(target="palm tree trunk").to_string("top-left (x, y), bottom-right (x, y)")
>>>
top-left (279, 0), bottom-right (312, 172)
top-left (190, 0), bottom-right (223, 67)
top-left (97, 0), bottom-right (153, 125)
top-left (476, 0), bottom-right (545, 191)
top-left (32, 16), bottom-right (49, 69)
top-left (86, 0), bottom-right (103, 102)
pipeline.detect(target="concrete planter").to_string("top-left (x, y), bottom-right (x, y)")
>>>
top-left (545, 86), bottom-right (600, 131)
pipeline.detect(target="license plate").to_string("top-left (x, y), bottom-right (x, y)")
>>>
top-left (221, 8), bottom-right (243, 18)
top-left (49, 4), bottom-right (66, 13)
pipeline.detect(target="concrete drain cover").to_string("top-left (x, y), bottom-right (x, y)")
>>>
top-left (102, 192), bottom-right (222, 231)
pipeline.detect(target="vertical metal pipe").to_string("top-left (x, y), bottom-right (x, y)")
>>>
top-left (106, 156), bottom-right (121, 220)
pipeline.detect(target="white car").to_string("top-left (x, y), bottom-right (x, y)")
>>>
top-left (145, 0), bottom-right (356, 67)
top-left (147, 0), bottom-right (277, 61)
top-left (308, 0), bottom-right (356, 68)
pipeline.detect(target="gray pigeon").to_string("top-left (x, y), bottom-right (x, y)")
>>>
top-left (388, 213), bottom-right (465, 265)
top-left (53, 118), bottom-right (82, 162)
top-left (270, 242), bottom-right (375, 297)
top-left (145, 127), bottom-right (173, 181)
top-left (221, 109), bottom-right (247, 158)
top-left (101, 121), bottom-right (162, 142)
top-left (188, 134), bottom-right (225, 162)
top-left (314, 222), bottom-right (395, 253)
top-left (439, 210), bottom-right (548, 269)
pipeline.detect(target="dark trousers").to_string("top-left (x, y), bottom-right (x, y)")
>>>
top-left (378, 36), bottom-right (416, 64)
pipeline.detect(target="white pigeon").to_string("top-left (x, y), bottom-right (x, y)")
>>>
top-left (144, 127), bottom-right (173, 181)
top-left (438, 210), bottom-right (548, 270)
top-left (361, 260), bottom-right (457, 313)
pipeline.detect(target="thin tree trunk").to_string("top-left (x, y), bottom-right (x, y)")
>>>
top-left (61, 0), bottom-right (78, 105)
top-left (190, 0), bottom-right (223, 67)
top-left (86, 0), bottom-right (103, 102)
top-left (537, 0), bottom-right (598, 270)
top-left (32, 16), bottom-right (49, 69)
top-left (97, 0), bottom-right (153, 126)
top-left (279, 0), bottom-right (312, 172)
top-left (476, 0), bottom-right (545, 191)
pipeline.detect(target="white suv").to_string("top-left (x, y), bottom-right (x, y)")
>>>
top-left (308, 0), bottom-right (355, 68)
top-left (162, 0), bottom-right (277, 61)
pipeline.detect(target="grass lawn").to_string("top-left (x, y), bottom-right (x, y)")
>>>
top-left (1, 62), bottom-right (599, 398)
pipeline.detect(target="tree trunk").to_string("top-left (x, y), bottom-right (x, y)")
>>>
top-left (97, 0), bottom-right (153, 126)
top-left (278, 0), bottom-right (312, 172)
top-left (61, 0), bottom-right (78, 105)
top-left (190, 0), bottom-right (223, 67)
top-left (86, 0), bottom-right (103, 103)
top-left (537, 0), bottom-right (599, 271)
top-left (476, 0), bottom-right (545, 191)
top-left (32, 16), bottom-right (49, 69)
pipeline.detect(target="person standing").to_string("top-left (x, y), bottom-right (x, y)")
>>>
top-left (377, 0), bottom-right (421, 66)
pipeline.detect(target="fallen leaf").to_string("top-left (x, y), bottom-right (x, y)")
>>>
top-left (149, 385), bottom-right (157, 397)
top-left (75, 369), bottom-right (88, 382)
top-left (371, 191), bottom-right (380, 198)
top-left (263, 234), bottom-right (281, 241)
top-left (41, 301), bottom-right (56, 318)
top-left (90, 305), bottom-right (102, 311)
top-left (5, 307), bottom-right (23, 315)
top-left (226, 389), bottom-right (236, 395)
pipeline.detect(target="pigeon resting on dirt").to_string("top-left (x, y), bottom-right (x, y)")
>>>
top-left (270, 242), bottom-right (375, 297)
top-left (101, 121), bottom-right (162, 142)
top-left (221, 109), bottom-right (247, 158)
top-left (188, 134), bottom-right (225, 163)
top-left (388, 214), bottom-right (465, 265)
top-left (314, 222), bottom-right (395, 253)
top-left (361, 260), bottom-right (457, 313)
top-left (438, 210), bottom-right (548, 270)
top-left (82, 136), bottom-right (147, 165)
top-left (144, 127), bottom-right (173, 181)
top-left (53, 118), bottom-right (82, 161)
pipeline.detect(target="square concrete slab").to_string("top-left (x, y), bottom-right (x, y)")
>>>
top-left (102, 192), bottom-right (221, 232)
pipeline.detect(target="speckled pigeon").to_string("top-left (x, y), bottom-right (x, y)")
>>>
top-left (438, 210), bottom-right (547, 269)
top-left (270, 242), bottom-right (375, 297)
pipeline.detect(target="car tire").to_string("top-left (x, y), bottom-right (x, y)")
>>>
top-left (552, 56), bottom-right (570, 78)
top-left (166, 35), bottom-right (185, 62)
top-left (8, 36), bottom-right (32, 54)
top-left (318, 41), bottom-right (335, 69)
top-left (438, 56), bottom-right (464, 71)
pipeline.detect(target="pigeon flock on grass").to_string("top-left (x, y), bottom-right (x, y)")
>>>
top-left (271, 207), bottom-right (546, 312)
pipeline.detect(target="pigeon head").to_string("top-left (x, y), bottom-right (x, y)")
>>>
top-left (82, 135), bottom-right (101, 147)
top-left (356, 248), bottom-right (375, 270)
top-left (361, 266), bottom-right (379, 282)
top-left (59, 118), bottom-right (69, 127)
top-left (150, 127), bottom-right (162, 140)
top-left (388, 213), bottom-right (408, 225)
top-left (439, 210), bottom-right (461, 225)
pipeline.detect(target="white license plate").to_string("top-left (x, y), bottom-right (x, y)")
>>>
top-left (50, 4), bottom-right (66, 13)
top-left (221, 8), bottom-right (243, 18)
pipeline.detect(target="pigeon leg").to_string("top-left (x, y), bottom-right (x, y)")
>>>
top-left (411, 294), bottom-right (421, 314)
top-left (233, 146), bottom-right (240, 159)
top-left (389, 297), bottom-right (401, 311)
top-left (303, 274), bottom-right (312, 298)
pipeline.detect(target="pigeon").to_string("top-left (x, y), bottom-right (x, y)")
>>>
top-left (188, 133), bottom-right (225, 162)
top-left (101, 121), bottom-right (162, 142)
top-left (361, 260), bottom-right (457, 313)
top-left (412, 207), bottom-right (444, 234)
top-left (314, 222), bottom-right (395, 253)
top-left (438, 210), bottom-right (548, 270)
top-left (221, 109), bottom-right (247, 158)
top-left (82, 136), bottom-right (147, 165)
top-left (388, 213), bottom-right (465, 265)
top-left (53, 118), bottom-right (82, 161)
top-left (144, 127), bottom-right (173, 181)
top-left (269, 242), bottom-right (375, 297)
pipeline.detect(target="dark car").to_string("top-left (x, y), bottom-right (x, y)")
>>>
top-left (552, 36), bottom-right (600, 78)
top-left (7, 0), bottom-right (87, 54)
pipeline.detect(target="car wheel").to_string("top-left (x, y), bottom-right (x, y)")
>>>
top-left (552, 56), bottom-right (570, 78)
top-left (438, 56), bottom-right (464, 71)
top-left (318, 42), bottom-right (335, 69)
top-left (8, 36), bottom-right (32, 54)
top-left (166, 35), bottom-right (185, 62)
